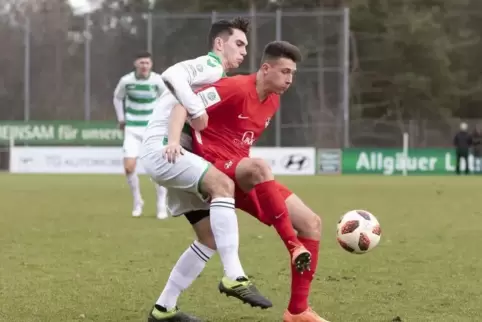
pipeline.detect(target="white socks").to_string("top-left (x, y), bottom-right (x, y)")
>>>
top-left (209, 197), bottom-right (246, 280)
top-left (155, 184), bottom-right (167, 213)
top-left (156, 241), bottom-right (215, 310)
top-left (126, 172), bottom-right (142, 204)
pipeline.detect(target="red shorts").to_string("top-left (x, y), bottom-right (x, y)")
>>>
top-left (212, 158), bottom-right (293, 226)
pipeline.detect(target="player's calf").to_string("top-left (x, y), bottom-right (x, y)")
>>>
top-left (124, 157), bottom-right (143, 217)
top-left (235, 158), bottom-right (311, 272)
top-left (197, 167), bottom-right (248, 282)
top-left (284, 193), bottom-right (323, 317)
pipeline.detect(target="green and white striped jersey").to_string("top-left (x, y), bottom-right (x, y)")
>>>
top-left (113, 71), bottom-right (167, 133)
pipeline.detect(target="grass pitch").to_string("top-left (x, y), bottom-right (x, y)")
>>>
top-left (1, 174), bottom-right (481, 322)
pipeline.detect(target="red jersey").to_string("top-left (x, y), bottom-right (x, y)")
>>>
top-left (192, 74), bottom-right (280, 162)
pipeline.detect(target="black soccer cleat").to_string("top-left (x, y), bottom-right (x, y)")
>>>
top-left (218, 276), bottom-right (273, 309)
top-left (148, 305), bottom-right (203, 322)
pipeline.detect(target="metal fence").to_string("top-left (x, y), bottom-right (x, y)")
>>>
top-left (0, 8), bottom-right (477, 148)
top-left (0, 9), bottom-right (350, 148)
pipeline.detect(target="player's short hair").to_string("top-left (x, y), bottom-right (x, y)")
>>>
top-left (135, 51), bottom-right (152, 60)
top-left (261, 41), bottom-right (302, 63)
top-left (208, 17), bottom-right (250, 49)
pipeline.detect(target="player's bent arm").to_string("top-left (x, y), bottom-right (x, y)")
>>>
top-left (161, 62), bottom-right (206, 119)
top-left (113, 78), bottom-right (126, 122)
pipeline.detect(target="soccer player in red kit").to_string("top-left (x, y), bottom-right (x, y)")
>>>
top-left (182, 41), bottom-right (327, 322)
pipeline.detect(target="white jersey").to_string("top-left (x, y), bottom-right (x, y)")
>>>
top-left (142, 52), bottom-right (225, 147)
top-left (113, 71), bottom-right (167, 135)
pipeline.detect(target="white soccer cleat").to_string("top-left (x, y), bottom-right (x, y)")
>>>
top-left (132, 200), bottom-right (144, 217)
top-left (156, 211), bottom-right (169, 220)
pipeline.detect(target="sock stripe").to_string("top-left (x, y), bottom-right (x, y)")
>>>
top-left (211, 201), bottom-right (234, 206)
top-left (191, 242), bottom-right (210, 261)
top-left (210, 204), bottom-right (235, 210)
top-left (190, 244), bottom-right (208, 262)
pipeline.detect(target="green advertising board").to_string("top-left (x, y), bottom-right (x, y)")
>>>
top-left (342, 148), bottom-right (479, 175)
top-left (0, 121), bottom-right (123, 145)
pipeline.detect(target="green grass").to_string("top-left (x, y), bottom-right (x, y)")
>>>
top-left (1, 174), bottom-right (481, 322)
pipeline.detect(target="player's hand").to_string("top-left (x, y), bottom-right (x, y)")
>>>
top-left (118, 122), bottom-right (126, 131)
top-left (164, 143), bottom-right (184, 163)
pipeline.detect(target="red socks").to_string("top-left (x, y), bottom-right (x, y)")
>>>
top-left (288, 236), bottom-right (320, 314)
top-left (255, 180), bottom-right (301, 251)
top-left (255, 180), bottom-right (320, 314)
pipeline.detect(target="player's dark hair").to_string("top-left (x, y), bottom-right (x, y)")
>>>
top-left (135, 51), bottom-right (152, 60)
top-left (208, 17), bottom-right (250, 49)
top-left (261, 41), bottom-right (302, 63)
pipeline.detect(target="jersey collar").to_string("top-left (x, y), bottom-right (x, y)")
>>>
top-left (207, 51), bottom-right (222, 65)
top-left (135, 72), bottom-right (151, 80)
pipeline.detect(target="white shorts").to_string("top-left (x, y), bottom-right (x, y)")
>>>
top-left (140, 139), bottom-right (210, 216)
top-left (166, 188), bottom-right (210, 217)
top-left (123, 129), bottom-right (144, 158)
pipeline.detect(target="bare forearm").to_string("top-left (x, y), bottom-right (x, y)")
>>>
top-left (168, 104), bottom-right (188, 144)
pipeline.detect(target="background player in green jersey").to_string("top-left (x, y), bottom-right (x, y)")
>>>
top-left (113, 52), bottom-right (169, 219)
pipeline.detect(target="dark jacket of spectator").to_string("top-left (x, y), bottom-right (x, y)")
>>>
top-left (453, 130), bottom-right (472, 155)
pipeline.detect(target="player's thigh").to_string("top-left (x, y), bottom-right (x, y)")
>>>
top-left (140, 148), bottom-right (209, 194)
top-left (234, 157), bottom-right (274, 192)
top-left (285, 192), bottom-right (321, 240)
top-left (167, 188), bottom-right (209, 217)
top-left (199, 160), bottom-right (236, 198)
top-left (123, 131), bottom-right (142, 159)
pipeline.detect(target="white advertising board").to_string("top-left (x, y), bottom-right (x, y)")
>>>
top-left (10, 147), bottom-right (146, 174)
top-left (10, 146), bottom-right (315, 175)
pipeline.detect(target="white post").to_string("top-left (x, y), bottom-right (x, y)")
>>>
top-left (8, 134), bottom-right (14, 173)
top-left (402, 132), bottom-right (409, 176)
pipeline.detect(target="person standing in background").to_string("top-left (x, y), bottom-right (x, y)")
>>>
top-left (113, 52), bottom-right (169, 219)
top-left (471, 125), bottom-right (482, 174)
top-left (453, 122), bottom-right (473, 175)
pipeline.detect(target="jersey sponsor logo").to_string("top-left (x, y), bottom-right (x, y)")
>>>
top-left (238, 114), bottom-right (249, 119)
top-left (241, 131), bottom-right (255, 146)
top-left (282, 154), bottom-right (310, 171)
top-left (224, 160), bottom-right (233, 169)
top-left (197, 87), bottom-right (221, 108)
top-left (196, 64), bottom-right (204, 72)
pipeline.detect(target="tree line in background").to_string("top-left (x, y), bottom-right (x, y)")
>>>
top-left (1, 0), bottom-right (482, 125)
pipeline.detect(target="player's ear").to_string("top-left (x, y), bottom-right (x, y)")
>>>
top-left (260, 62), bottom-right (270, 75)
top-left (213, 37), bottom-right (224, 50)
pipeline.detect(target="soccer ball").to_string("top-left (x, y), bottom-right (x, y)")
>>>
top-left (336, 210), bottom-right (381, 254)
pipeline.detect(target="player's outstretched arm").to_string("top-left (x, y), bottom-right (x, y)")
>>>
top-left (113, 77), bottom-right (126, 129)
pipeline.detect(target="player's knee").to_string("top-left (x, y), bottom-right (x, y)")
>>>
top-left (204, 168), bottom-right (235, 198)
top-left (247, 158), bottom-right (273, 184)
top-left (214, 175), bottom-right (235, 197)
top-left (124, 158), bottom-right (136, 174)
top-left (296, 212), bottom-right (322, 237)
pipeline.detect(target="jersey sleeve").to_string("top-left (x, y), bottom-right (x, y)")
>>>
top-left (113, 76), bottom-right (127, 122)
top-left (154, 74), bottom-right (168, 97)
top-left (161, 55), bottom-right (224, 118)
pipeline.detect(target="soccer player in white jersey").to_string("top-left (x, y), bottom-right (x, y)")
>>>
top-left (113, 52), bottom-right (168, 219)
top-left (140, 18), bottom-right (271, 322)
